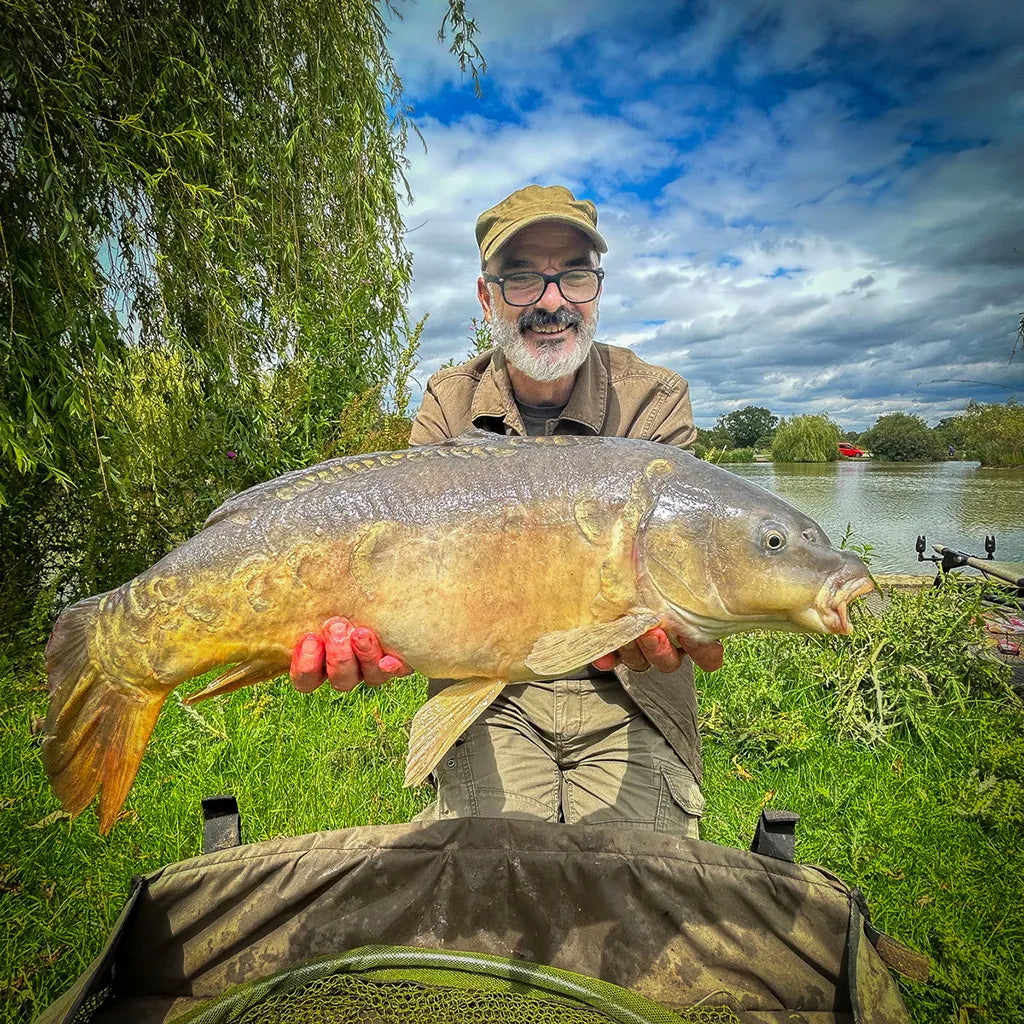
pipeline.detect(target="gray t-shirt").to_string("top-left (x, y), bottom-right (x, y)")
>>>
top-left (516, 399), bottom-right (566, 437)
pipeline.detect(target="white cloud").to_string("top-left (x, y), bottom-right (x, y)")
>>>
top-left (388, 0), bottom-right (1024, 429)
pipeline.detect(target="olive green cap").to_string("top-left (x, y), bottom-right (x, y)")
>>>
top-left (476, 184), bottom-right (608, 264)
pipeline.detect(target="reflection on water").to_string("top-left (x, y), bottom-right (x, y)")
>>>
top-left (725, 460), bottom-right (1024, 575)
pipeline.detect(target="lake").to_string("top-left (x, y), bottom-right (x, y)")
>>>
top-left (723, 460), bottom-right (1024, 575)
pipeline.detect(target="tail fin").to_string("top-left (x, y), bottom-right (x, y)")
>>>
top-left (42, 595), bottom-right (166, 834)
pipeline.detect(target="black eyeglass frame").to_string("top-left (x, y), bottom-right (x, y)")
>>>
top-left (481, 268), bottom-right (605, 306)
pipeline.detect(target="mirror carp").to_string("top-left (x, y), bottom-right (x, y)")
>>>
top-left (43, 432), bottom-right (873, 832)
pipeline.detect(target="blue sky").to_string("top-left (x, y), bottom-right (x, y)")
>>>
top-left (384, 0), bottom-right (1023, 431)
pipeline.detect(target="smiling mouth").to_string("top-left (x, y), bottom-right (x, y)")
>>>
top-left (518, 308), bottom-right (583, 338)
top-left (527, 323), bottom-right (573, 337)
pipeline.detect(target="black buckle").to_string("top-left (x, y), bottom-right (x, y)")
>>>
top-left (202, 795), bottom-right (242, 854)
top-left (750, 808), bottom-right (799, 862)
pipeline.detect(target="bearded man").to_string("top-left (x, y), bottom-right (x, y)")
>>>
top-left (291, 185), bottom-right (722, 835)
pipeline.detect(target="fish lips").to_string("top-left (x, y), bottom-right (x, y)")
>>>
top-left (796, 563), bottom-right (875, 635)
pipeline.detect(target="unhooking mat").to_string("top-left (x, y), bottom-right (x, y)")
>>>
top-left (35, 815), bottom-right (927, 1024)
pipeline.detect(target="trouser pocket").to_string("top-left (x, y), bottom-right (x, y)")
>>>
top-left (654, 761), bottom-right (705, 838)
top-left (432, 737), bottom-right (480, 818)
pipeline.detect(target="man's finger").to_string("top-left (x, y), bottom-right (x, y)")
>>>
top-left (684, 639), bottom-right (724, 672)
top-left (637, 628), bottom-right (683, 673)
top-left (616, 639), bottom-right (648, 672)
top-left (379, 654), bottom-right (412, 677)
top-left (290, 633), bottom-right (327, 693)
top-left (324, 618), bottom-right (361, 692)
top-left (351, 627), bottom-right (389, 686)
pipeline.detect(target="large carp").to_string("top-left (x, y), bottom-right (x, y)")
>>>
top-left (43, 432), bottom-right (873, 832)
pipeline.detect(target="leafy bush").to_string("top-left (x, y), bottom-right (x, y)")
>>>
top-left (714, 447), bottom-right (756, 463)
top-left (807, 580), bottom-right (1012, 744)
top-left (961, 399), bottom-right (1024, 467)
top-left (771, 414), bottom-right (840, 462)
top-left (859, 412), bottom-right (943, 462)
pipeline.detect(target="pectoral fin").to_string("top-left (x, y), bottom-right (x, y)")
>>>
top-left (183, 659), bottom-right (282, 704)
top-left (525, 611), bottom-right (661, 677)
top-left (404, 677), bottom-right (506, 787)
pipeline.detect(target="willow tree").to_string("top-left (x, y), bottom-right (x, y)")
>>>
top-left (0, 0), bottom-right (482, 618)
top-left (771, 414), bottom-right (840, 463)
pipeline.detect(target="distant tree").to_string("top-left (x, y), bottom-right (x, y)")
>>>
top-left (716, 406), bottom-right (778, 449)
top-left (771, 415), bottom-right (840, 462)
top-left (694, 425), bottom-right (734, 459)
top-left (961, 400), bottom-right (1024, 467)
top-left (859, 413), bottom-right (943, 462)
top-left (841, 429), bottom-right (862, 443)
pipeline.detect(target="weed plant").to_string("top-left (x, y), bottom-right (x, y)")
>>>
top-left (1, 581), bottom-right (1022, 1022)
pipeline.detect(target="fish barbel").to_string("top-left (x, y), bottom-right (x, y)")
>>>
top-left (42, 432), bottom-right (873, 832)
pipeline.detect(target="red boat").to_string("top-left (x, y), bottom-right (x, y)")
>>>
top-left (838, 442), bottom-right (867, 457)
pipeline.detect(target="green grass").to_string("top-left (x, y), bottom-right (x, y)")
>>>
top-left (1, 582), bottom-right (1022, 1022)
top-left (698, 620), bottom-right (1024, 1023)
top-left (0, 658), bottom-right (432, 1020)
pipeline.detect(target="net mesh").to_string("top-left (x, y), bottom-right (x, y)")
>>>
top-left (166, 946), bottom-right (744, 1024)
top-left (225, 974), bottom-right (627, 1023)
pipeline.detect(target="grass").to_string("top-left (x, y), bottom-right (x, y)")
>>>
top-left (1, 582), bottom-right (1022, 1022)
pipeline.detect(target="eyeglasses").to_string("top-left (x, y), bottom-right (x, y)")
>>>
top-left (482, 268), bottom-right (605, 306)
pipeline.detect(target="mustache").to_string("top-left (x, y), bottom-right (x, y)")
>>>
top-left (517, 307), bottom-right (583, 333)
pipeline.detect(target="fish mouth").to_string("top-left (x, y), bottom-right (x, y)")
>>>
top-left (810, 569), bottom-right (875, 635)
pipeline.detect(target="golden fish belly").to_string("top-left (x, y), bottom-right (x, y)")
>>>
top-left (99, 499), bottom-right (621, 690)
top-left (325, 508), bottom-right (621, 681)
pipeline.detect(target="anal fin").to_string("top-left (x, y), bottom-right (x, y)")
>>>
top-left (183, 660), bottom-right (282, 704)
top-left (404, 678), bottom-right (506, 787)
top-left (525, 611), bottom-right (661, 677)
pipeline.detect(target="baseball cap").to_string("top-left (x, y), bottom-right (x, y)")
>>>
top-left (475, 184), bottom-right (608, 264)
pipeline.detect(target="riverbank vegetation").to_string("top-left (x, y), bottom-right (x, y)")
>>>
top-left (961, 399), bottom-right (1024, 467)
top-left (0, 0), bottom-right (479, 625)
top-left (1, 581), bottom-right (1020, 1023)
top-left (697, 401), bottom-right (1024, 466)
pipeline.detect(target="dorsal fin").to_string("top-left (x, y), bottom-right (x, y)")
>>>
top-left (202, 449), bottom-right (410, 529)
top-left (441, 427), bottom-right (506, 445)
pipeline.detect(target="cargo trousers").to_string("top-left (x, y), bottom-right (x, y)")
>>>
top-left (415, 673), bottom-right (705, 838)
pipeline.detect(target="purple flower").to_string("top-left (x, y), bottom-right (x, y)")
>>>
top-left (226, 450), bottom-right (237, 460)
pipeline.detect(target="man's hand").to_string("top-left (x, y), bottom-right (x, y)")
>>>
top-left (592, 627), bottom-right (723, 674)
top-left (289, 617), bottom-right (411, 693)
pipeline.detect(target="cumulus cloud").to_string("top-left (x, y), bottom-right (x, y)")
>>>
top-left (385, 0), bottom-right (1024, 429)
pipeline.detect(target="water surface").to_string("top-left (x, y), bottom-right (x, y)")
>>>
top-left (723, 460), bottom-right (1024, 575)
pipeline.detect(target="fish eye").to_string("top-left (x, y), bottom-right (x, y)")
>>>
top-left (760, 523), bottom-right (788, 553)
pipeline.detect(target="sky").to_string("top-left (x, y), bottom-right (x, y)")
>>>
top-left (381, 0), bottom-right (1023, 432)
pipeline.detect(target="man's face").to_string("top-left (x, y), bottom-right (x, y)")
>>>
top-left (478, 222), bottom-right (601, 384)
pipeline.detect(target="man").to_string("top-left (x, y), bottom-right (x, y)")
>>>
top-left (290, 184), bottom-right (722, 836)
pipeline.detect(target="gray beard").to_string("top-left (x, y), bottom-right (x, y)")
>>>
top-left (490, 311), bottom-right (597, 383)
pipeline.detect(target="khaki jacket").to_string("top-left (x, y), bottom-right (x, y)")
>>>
top-left (409, 342), bottom-right (703, 782)
top-left (410, 343), bottom-right (698, 446)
